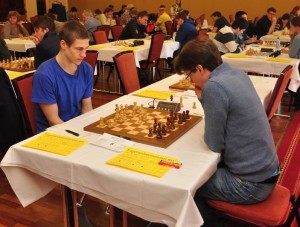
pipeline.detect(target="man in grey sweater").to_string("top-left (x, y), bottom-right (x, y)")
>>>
top-left (173, 37), bottom-right (279, 226)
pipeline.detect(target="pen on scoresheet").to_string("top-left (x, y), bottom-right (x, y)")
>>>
top-left (65, 129), bottom-right (80, 136)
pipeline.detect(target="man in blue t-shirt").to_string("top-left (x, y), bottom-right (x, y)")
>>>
top-left (32, 20), bottom-right (93, 133)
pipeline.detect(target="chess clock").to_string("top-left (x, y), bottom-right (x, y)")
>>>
top-left (156, 101), bottom-right (181, 112)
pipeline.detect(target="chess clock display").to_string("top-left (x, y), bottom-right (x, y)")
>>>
top-left (156, 101), bottom-right (181, 112)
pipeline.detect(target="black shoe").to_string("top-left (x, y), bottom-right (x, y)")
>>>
top-left (78, 206), bottom-right (93, 227)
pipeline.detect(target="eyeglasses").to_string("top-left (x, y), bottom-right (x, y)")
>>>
top-left (185, 69), bottom-right (196, 79)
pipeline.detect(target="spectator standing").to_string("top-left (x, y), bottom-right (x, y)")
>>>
top-left (52, 0), bottom-right (67, 22)
top-left (170, 0), bottom-right (182, 19)
top-left (3, 11), bottom-right (29, 39)
top-left (255, 7), bottom-right (277, 39)
top-left (120, 4), bottom-right (135, 25)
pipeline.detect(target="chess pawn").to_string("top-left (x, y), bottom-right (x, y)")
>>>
top-left (148, 127), bottom-right (153, 137)
top-left (156, 127), bottom-right (162, 139)
top-left (180, 96), bottom-right (184, 108)
top-left (98, 117), bottom-right (106, 128)
top-left (185, 110), bottom-right (190, 119)
top-left (192, 102), bottom-right (197, 109)
top-left (177, 114), bottom-right (183, 124)
top-left (115, 104), bottom-right (119, 112)
top-left (161, 124), bottom-right (167, 135)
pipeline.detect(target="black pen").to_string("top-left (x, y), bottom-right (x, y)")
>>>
top-left (65, 129), bottom-right (80, 136)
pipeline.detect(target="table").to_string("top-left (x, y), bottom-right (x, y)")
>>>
top-left (4, 38), bottom-right (36, 52)
top-left (222, 46), bottom-right (300, 92)
top-left (88, 39), bottom-right (180, 68)
top-left (260, 34), bottom-right (290, 43)
top-left (0, 74), bottom-right (276, 227)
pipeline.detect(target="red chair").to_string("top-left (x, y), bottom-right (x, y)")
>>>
top-left (253, 16), bottom-right (260, 27)
top-left (198, 29), bottom-right (208, 37)
top-left (207, 110), bottom-right (300, 226)
top-left (113, 51), bottom-right (140, 95)
top-left (165, 21), bottom-right (173, 36)
top-left (229, 14), bottom-right (234, 24)
top-left (265, 65), bottom-right (293, 121)
top-left (92, 31), bottom-right (114, 85)
top-left (97, 25), bottom-right (111, 40)
top-left (111, 25), bottom-right (123, 41)
top-left (146, 20), bottom-right (155, 34)
top-left (139, 33), bottom-right (166, 81)
top-left (83, 50), bottom-right (99, 76)
top-left (11, 73), bottom-right (36, 137)
top-left (22, 22), bottom-right (34, 35)
top-left (30, 15), bottom-right (39, 23)
top-left (0, 24), bottom-right (4, 37)
top-left (92, 30), bottom-right (108, 44)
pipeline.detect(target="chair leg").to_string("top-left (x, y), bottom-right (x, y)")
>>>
top-left (106, 65), bottom-right (114, 82)
top-left (94, 61), bottom-right (101, 86)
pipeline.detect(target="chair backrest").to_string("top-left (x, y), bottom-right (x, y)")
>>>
top-left (253, 16), bottom-right (260, 27)
top-left (97, 25), bottom-right (111, 39)
top-left (30, 15), bottom-right (39, 23)
top-left (198, 29), bottom-right (208, 37)
top-left (93, 30), bottom-right (108, 44)
top-left (84, 50), bottom-right (99, 74)
top-left (22, 22), bottom-right (34, 35)
top-left (111, 25), bottom-right (123, 41)
top-left (147, 33), bottom-right (166, 64)
top-left (0, 24), bottom-right (4, 38)
top-left (0, 69), bottom-right (27, 153)
top-left (165, 21), bottom-right (173, 36)
top-left (115, 15), bottom-right (121, 25)
top-left (146, 21), bottom-right (155, 34)
top-left (11, 73), bottom-right (36, 137)
top-left (113, 51), bottom-right (140, 95)
top-left (266, 65), bottom-right (293, 121)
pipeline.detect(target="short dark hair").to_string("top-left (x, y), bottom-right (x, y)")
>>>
top-left (59, 20), bottom-right (89, 46)
top-left (183, 10), bottom-right (189, 15)
top-left (33, 15), bottom-right (55, 31)
top-left (137, 11), bottom-right (148, 18)
top-left (291, 16), bottom-right (300, 27)
top-left (70, 7), bottom-right (77, 12)
top-left (176, 11), bottom-right (187, 20)
top-left (104, 7), bottom-right (114, 14)
top-left (174, 37), bottom-right (222, 73)
top-left (231, 18), bottom-right (249, 30)
top-left (94, 9), bottom-right (101, 15)
top-left (159, 5), bottom-right (166, 8)
top-left (267, 7), bottom-right (276, 13)
top-left (281, 13), bottom-right (290, 21)
top-left (211, 11), bottom-right (222, 18)
top-left (235, 11), bottom-right (247, 19)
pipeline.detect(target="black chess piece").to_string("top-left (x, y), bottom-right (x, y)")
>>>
top-left (170, 95), bottom-right (173, 101)
top-left (161, 124), bottom-right (167, 135)
top-left (156, 127), bottom-right (162, 139)
top-left (178, 114), bottom-right (183, 124)
top-left (186, 110), bottom-right (190, 119)
top-left (148, 128), bottom-right (153, 137)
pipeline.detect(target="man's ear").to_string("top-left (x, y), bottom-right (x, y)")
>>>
top-left (60, 40), bottom-right (67, 49)
top-left (196, 64), bottom-right (204, 73)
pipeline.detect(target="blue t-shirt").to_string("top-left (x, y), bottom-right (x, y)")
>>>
top-left (32, 57), bottom-right (93, 133)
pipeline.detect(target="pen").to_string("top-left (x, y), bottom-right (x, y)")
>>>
top-left (65, 129), bottom-right (80, 136)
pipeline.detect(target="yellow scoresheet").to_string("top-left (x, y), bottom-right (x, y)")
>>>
top-left (106, 146), bottom-right (180, 177)
top-left (133, 89), bottom-right (173, 100)
top-left (22, 132), bottom-right (88, 156)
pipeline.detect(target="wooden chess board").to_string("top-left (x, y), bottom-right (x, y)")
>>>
top-left (84, 105), bottom-right (202, 148)
top-left (169, 79), bottom-right (195, 91)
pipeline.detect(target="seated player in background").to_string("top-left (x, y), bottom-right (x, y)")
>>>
top-left (31, 16), bottom-right (60, 68)
top-left (3, 10), bottom-right (29, 39)
top-left (82, 9), bottom-right (100, 44)
top-left (234, 11), bottom-right (257, 45)
top-left (173, 37), bottom-right (279, 226)
top-left (254, 7), bottom-right (277, 39)
top-left (155, 5), bottom-right (172, 34)
top-left (210, 11), bottom-right (230, 33)
top-left (213, 18), bottom-right (249, 55)
top-left (0, 37), bottom-right (11, 61)
top-left (119, 11), bottom-right (149, 40)
top-left (287, 16), bottom-right (300, 109)
top-left (99, 7), bottom-right (116, 26)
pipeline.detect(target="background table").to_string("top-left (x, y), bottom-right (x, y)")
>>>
top-left (0, 73), bottom-right (276, 227)
top-left (222, 48), bottom-right (300, 92)
top-left (260, 34), bottom-right (290, 42)
top-left (4, 38), bottom-right (36, 52)
top-left (88, 39), bottom-right (180, 68)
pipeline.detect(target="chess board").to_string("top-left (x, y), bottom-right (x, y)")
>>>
top-left (84, 105), bottom-right (202, 148)
top-left (169, 79), bottom-right (195, 91)
top-left (0, 58), bottom-right (35, 72)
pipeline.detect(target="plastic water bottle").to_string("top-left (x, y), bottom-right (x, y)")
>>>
top-left (275, 37), bottom-right (281, 51)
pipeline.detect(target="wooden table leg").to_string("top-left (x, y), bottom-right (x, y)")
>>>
top-left (61, 185), bottom-right (73, 227)
top-left (109, 204), bottom-right (115, 227)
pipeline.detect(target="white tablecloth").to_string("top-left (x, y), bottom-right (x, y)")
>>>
top-left (260, 34), bottom-right (290, 42)
top-left (88, 39), bottom-right (180, 68)
top-left (222, 50), bottom-right (300, 92)
top-left (4, 38), bottom-right (36, 52)
top-left (0, 74), bottom-right (276, 227)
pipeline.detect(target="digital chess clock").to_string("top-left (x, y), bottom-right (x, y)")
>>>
top-left (156, 101), bottom-right (181, 112)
